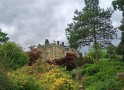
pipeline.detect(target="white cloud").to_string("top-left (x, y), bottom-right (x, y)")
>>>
top-left (0, 23), bottom-right (16, 37)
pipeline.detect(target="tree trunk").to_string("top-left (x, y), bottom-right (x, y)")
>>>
top-left (93, 20), bottom-right (99, 62)
top-left (94, 41), bottom-right (99, 62)
top-left (122, 51), bottom-right (124, 62)
top-left (94, 33), bottom-right (99, 62)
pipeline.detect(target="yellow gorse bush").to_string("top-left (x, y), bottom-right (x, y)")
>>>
top-left (39, 68), bottom-right (79, 90)
top-left (7, 60), bottom-right (79, 90)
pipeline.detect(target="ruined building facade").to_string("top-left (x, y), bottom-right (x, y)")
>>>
top-left (37, 39), bottom-right (78, 60)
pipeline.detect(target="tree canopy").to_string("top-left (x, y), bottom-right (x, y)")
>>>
top-left (113, 0), bottom-right (124, 61)
top-left (112, 0), bottom-right (124, 12)
top-left (0, 29), bottom-right (9, 44)
top-left (66, 0), bottom-right (117, 62)
top-left (0, 42), bottom-right (29, 70)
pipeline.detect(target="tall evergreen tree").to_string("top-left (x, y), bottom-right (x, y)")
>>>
top-left (112, 0), bottom-right (124, 32)
top-left (0, 29), bottom-right (9, 44)
top-left (113, 0), bottom-right (124, 61)
top-left (66, 0), bottom-right (117, 62)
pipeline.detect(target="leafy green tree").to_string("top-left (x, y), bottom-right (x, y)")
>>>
top-left (87, 43), bottom-right (107, 59)
top-left (116, 40), bottom-right (124, 61)
top-left (107, 44), bottom-right (117, 59)
top-left (66, 0), bottom-right (117, 62)
top-left (0, 42), bottom-right (29, 70)
top-left (112, 0), bottom-right (124, 61)
top-left (0, 29), bottom-right (9, 44)
top-left (76, 53), bottom-right (84, 66)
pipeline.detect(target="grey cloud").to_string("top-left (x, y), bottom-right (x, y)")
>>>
top-left (0, 0), bottom-right (35, 24)
top-left (0, 0), bottom-right (122, 52)
top-left (0, 0), bottom-right (83, 50)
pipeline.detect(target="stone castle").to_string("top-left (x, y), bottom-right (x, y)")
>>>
top-left (37, 39), bottom-right (78, 60)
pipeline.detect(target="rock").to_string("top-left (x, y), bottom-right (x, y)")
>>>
top-left (117, 72), bottom-right (124, 81)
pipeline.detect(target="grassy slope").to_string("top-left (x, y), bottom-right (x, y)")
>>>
top-left (74, 60), bottom-right (124, 90)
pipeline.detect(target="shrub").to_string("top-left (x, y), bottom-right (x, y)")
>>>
top-left (83, 55), bottom-right (94, 64)
top-left (87, 43), bottom-right (107, 59)
top-left (8, 71), bottom-right (44, 90)
top-left (76, 53), bottom-right (85, 67)
top-left (81, 60), bottom-right (124, 90)
top-left (0, 42), bottom-right (29, 70)
top-left (49, 53), bottom-right (77, 71)
top-left (7, 61), bottom-right (79, 90)
top-left (85, 78), bottom-right (124, 90)
top-left (81, 64), bottom-right (100, 76)
top-left (0, 69), bottom-right (14, 90)
top-left (76, 56), bottom-right (84, 66)
top-left (107, 44), bottom-right (117, 60)
top-left (49, 53), bottom-right (94, 70)
top-left (39, 68), bottom-right (79, 90)
top-left (76, 55), bottom-right (93, 67)
top-left (75, 54), bottom-right (94, 68)
top-left (28, 46), bottom-right (42, 66)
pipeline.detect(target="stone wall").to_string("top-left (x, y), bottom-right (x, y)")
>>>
top-left (37, 39), bottom-right (77, 60)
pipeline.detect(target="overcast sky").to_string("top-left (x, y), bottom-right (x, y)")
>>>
top-left (0, 0), bottom-right (123, 52)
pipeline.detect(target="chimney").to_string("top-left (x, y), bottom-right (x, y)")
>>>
top-left (62, 42), bottom-right (64, 46)
top-left (45, 39), bottom-right (49, 45)
top-left (57, 41), bottom-right (59, 45)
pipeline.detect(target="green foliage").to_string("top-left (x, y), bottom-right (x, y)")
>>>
top-left (87, 43), bottom-right (107, 59)
top-left (0, 42), bottom-right (29, 70)
top-left (75, 53), bottom-right (94, 67)
top-left (112, 0), bottom-right (124, 61)
top-left (82, 64), bottom-right (100, 76)
top-left (7, 61), bottom-right (79, 90)
top-left (66, 0), bottom-right (116, 62)
top-left (0, 29), bottom-right (9, 44)
top-left (83, 55), bottom-right (94, 64)
top-left (116, 30), bottom-right (124, 61)
top-left (75, 53), bottom-right (84, 66)
top-left (112, 0), bottom-right (124, 12)
top-left (85, 79), bottom-right (124, 90)
top-left (8, 72), bottom-right (44, 90)
top-left (0, 70), bottom-right (14, 90)
top-left (81, 60), bottom-right (124, 90)
top-left (107, 44), bottom-right (117, 59)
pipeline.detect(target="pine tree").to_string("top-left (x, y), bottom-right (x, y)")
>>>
top-left (113, 0), bottom-right (124, 60)
top-left (66, 0), bottom-right (117, 62)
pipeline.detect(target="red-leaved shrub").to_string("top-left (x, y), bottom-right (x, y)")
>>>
top-left (47, 53), bottom-right (77, 71)
top-left (28, 46), bottom-right (42, 66)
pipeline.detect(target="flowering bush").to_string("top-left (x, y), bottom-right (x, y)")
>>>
top-left (7, 60), bottom-right (79, 90)
top-left (7, 69), bottom-right (43, 90)
top-left (39, 68), bottom-right (79, 90)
